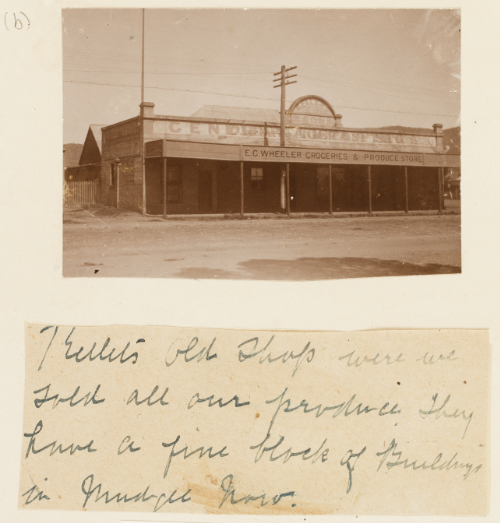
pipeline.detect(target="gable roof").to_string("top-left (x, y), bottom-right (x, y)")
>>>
top-left (88, 125), bottom-right (105, 153)
top-left (79, 125), bottom-right (106, 165)
top-left (63, 143), bottom-right (84, 169)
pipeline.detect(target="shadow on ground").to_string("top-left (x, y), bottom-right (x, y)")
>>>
top-left (174, 256), bottom-right (461, 281)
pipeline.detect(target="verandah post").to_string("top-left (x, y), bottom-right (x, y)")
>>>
top-left (240, 161), bottom-right (244, 217)
top-left (404, 166), bottom-right (409, 214)
top-left (116, 163), bottom-right (120, 209)
top-left (329, 164), bottom-right (333, 215)
top-left (368, 165), bottom-right (372, 214)
top-left (438, 167), bottom-right (443, 213)
top-left (163, 157), bottom-right (167, 219)
top-left (286, 163), bottom-right (290, 217)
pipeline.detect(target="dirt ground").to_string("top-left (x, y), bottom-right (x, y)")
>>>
top-left (63, 205), bottom-right (461, 280)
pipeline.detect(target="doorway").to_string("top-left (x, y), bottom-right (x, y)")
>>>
top-left (198, 170), bottom-right (212, 213)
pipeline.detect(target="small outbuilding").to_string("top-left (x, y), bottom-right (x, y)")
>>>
top-left (65, 125), bottom-right (105, 182)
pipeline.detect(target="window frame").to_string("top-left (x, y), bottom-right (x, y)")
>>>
top-left (251, 167), bottom-right (264, 191)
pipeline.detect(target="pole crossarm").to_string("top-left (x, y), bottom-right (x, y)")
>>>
top-left (273, 74), bottom-right (297, 81)
top-left (272, 64), bottom-right (298, 147)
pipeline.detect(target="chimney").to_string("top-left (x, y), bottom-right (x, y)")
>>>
top-left (433, 123), bottom-right (443, 135)
top-left (433, 123), bottom-right (444, 152)
top-left (140, 102), bottom-right (155, 118)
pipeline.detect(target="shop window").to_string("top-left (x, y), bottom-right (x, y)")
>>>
top-left (251, 167), bottom-right (264, 190)
top-left (167, 165), bottom-right (182, 203)
top-left (316, 166), bottom-right (329, 200)
top-left (110, 164), bottom-right (116, 186)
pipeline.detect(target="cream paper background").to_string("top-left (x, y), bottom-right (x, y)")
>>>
top-left (1, 0), bottom-right (499, 523)
top-left (19, 326), bottom-right (490, 515)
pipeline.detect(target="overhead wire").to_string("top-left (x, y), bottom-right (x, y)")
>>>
top-left (300, 75), bottom-right (458, 107)
top-left (63, 61), bottom-right (459, 106)
top-left (63, 43), bottom-right (459, 119)
top-left (63, 68), bottom-right (274, 76)
top-left (63, 65), bottom-right (459, 108)
top-left (62, 67), bottom-right (459, 110)
top-left (62, 79), bottom-right (458, 118)
top-left (63, 47), bottom-right (459, 100)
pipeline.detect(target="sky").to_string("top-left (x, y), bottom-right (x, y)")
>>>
top-left (62, 8), bottom-right (461, 144)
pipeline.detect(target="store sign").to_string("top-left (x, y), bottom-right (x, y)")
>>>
top-left (146, 139), bottom-right (459, 167)
top-left (152, 119), bottom-right (437, 152)
top-left (242, 146), bottom-right (425, 166)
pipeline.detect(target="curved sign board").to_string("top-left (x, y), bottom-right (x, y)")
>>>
top-left (288, 95), bottom-right (338, 129)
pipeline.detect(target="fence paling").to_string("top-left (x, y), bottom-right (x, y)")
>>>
top-left (64, 180), bottom-right (99, 209)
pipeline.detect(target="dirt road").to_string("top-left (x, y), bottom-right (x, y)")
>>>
top-left (63, 210), bottom-right (461, 280)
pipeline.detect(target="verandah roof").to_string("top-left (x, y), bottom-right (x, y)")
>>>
top-left (145, 139), bottom-right (460, 168)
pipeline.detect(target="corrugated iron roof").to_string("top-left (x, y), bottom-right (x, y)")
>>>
top-left (191, 105), bottom-right (280, 124)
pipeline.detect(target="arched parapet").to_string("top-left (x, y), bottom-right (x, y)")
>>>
top-left (287, 95), bottom-right (342, 128)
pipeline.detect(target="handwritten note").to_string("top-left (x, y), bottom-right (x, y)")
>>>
top-left (3, 12), bottom-right (30, 31)
top-left (19, 325), bottom-right (489, 515)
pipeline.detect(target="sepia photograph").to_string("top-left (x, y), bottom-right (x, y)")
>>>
top-left (62, 8), bottom-right (461, 280)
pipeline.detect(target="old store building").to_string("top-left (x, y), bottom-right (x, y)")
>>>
top-left (92, 96), bottom-right (460, 216)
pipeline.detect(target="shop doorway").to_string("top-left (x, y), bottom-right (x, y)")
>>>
top-left (198, 170), bottom-right (212, 213)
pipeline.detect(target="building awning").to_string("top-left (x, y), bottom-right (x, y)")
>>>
top-left (145, 139), bottom-right (460, 168)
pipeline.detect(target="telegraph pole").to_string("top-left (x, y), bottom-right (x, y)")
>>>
top-left (141, 8), bottom-right (146, 214)
top-left (273, 65), bottom-right (297, 146)
top-left (273, 66), bottom-right (297, 216)
top-left (141, 8), bottom-right (145, 105)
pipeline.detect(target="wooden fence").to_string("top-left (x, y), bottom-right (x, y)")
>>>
top-left (63, 180), bottom-right (99, 210)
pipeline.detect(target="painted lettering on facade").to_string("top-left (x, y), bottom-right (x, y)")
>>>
top-left (152, 120), bottom-right (438, 154)
top-left (243, 146), bottom-right (424, 166)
